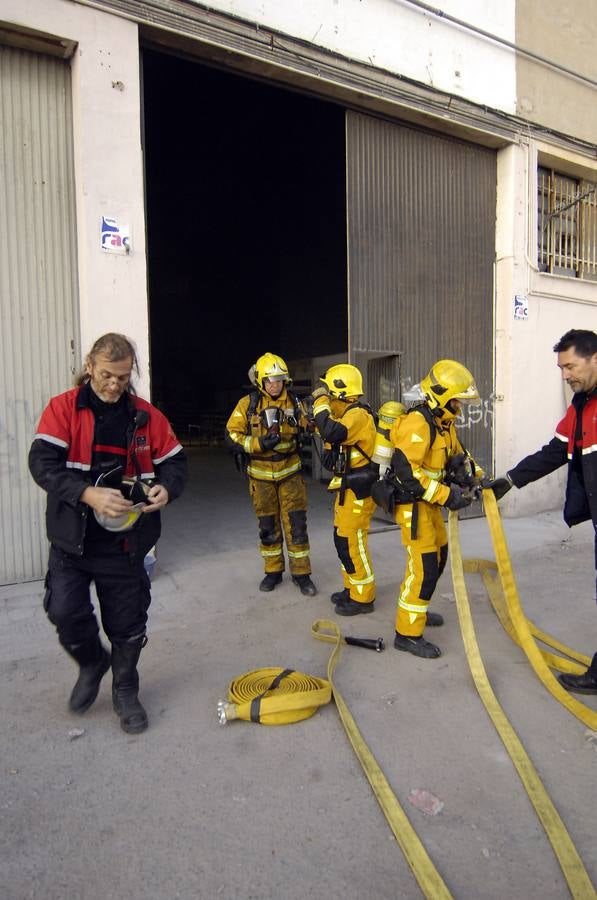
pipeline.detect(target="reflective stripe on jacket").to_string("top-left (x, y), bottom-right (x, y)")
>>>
top-left (225, 389), bottom-right (304, 483)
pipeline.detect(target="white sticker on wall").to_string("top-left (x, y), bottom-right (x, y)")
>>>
top-left (100, 216), bottom-right (131, 254)
top-left (513, 294), bottom-right (528, 320)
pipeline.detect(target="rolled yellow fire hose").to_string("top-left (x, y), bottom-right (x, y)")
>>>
top-left (217, 667), bottom-right (331, 725)
top-left (449, 496), bottom-right (597, 899)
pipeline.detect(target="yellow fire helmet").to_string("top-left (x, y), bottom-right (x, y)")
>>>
top-left (251, 352), bottom-right (291, 391)
top-left (321, 364), bottom-right (363, 399)
top-left (93, 472), bottom-right (151, 533)
top-left (420, 359), bottom-right (479, 412)
top-left (377, 400), bottom-right (406, 424)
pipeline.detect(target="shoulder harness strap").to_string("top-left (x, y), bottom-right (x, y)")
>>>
top-left (246, 391), bottom-right (260, 422)
top-left (409, 403), bottom-right (438, 448)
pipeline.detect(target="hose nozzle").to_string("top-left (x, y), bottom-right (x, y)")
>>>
top-left (344, 636), bottom-right (385, 652)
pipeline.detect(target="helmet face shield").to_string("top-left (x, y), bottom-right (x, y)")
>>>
top-left (253, 353), bottom-right (290, 392)
top-left (94, 502), bottom-right (147, 533)
top-left (93, 468), bottom-right (150, 532)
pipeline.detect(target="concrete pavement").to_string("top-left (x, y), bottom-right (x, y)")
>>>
top-left (1, 447), bottom-right (596, 900)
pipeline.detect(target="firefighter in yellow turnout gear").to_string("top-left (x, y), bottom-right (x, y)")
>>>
top-left (226, 353), bottom-right (317, 596)
top-left (390, 360), bottom-right (483, 658)
top-left (311, 364), bottom-right (378, 616)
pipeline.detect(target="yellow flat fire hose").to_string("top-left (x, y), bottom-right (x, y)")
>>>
top-left (464, 557), bottom-right (590, 676)
top-left (481, 490), bottom-right (597, 731)
top-left (218, 623), bottom-right (452, 898)
top-left (311, 619), bottom-right (452, 900)
top-left (449, 500), bottom-right (597, 900)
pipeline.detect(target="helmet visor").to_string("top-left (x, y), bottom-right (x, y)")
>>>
top-left (453, 383), bottom-right (479, 403)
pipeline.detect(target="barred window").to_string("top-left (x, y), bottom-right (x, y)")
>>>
top-left (537, 166), bottom-right (597, 280)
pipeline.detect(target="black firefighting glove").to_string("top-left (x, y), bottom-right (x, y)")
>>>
top-left (259, 433), bottom-right (280, 452)
top-left (483, 475), bottom-right (513, 501)
top-left (232, 446), bottom-right (248, 474)
top-left (444, 485), bottom-right (473, 511)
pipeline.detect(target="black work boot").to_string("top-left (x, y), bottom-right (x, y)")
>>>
top-left (291, 574), bottom-right (318, 596)
top-left (558, 652), bottom-right (597, 694)
top-left (111, 636), bottom-right (148, 734)
top-left (394, 632), bottom-right (441, 658)
top-left (330, 588), bottom-right (349, 604)
top-left (61, 636), bottom-right (111, 714)
top-left (259, 572), bottom-right (283, 592)
top-left (334, 595), bottom-right (375, 616)
top-left (426, 612), bottom-right (444, 627)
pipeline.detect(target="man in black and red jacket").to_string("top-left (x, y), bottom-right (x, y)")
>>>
top-left (487, 329), bottom-right (597, 695)
top-left (29, 333), bottom-right (187, 733)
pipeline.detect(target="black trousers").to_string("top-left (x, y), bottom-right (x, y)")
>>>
top-left (43, 545), bottom-right (151, 645)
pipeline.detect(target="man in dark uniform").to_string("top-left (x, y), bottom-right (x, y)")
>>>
top-left (487, 329), bottom-right (597, 694)
top-left (29, 333), bottom-right (187, 732)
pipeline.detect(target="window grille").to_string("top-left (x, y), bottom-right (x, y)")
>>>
top-left (537, 166), bottom-right (597, 280)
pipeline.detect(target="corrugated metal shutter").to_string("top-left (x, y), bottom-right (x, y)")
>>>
top-left (346, 111), bottom-right (496, 484)
top-left (0, 45), bottom-right (79, 584)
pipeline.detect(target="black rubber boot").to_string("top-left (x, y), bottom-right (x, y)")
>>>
top-left (334, 595), bottom-right (375, 616)
top-left (558, 652), bottom-right (597, 695)
top-left (111, 636), bottom-right (148, 734)
top-left (61, 637), bottom-right (111, 714)
top-left (330, 588), bottom-right (349, 604)
top-left (393, 632), bottom-right (441, 658)
top-left (259, 572), bottom-right (283, 592)
top-left (291, 575), bottom-right (318, 596)
top-left (426, 612), bottom-right (444, 627)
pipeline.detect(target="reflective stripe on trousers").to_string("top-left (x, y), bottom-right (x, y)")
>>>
top-left (333, 490), bottom-right (376, 603)
top-left (249, 474), bottom-right (311, 575)
top-left (394, 502), bottom-right (447, 636)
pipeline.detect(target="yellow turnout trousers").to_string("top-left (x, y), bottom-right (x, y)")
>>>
top-left (249, 474), bottom-right (311, 575)
top-left (394, 502), bottom-right (447, 636)
top-left (333, 489), bottom-right (376, 604)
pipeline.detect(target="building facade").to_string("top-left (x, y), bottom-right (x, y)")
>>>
top-left (1, 0), bottom-right (596, 582)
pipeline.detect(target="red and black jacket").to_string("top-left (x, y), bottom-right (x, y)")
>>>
top-left (508, 389), bottom-right (597, 528)
top-left (28, 385), bottom-right (187, 560)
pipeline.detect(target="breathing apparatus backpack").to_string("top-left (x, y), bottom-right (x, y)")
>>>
top-left (371, 404), bottom-right (438, 522)
top-left (323, 400), bottom-right (379, 505)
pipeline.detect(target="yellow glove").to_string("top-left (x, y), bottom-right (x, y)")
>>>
top-left (311, 384), bottom-right (330, 401)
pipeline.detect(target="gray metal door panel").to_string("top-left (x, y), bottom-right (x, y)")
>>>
top-left (0, 46), bottom-right (79, 583)
top-left (346, 111), bottom-right (495, 488)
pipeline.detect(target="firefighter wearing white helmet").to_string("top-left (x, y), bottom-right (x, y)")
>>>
top-left (311, 364), bottom-right (378, 615)
top-left (388, 359), bottom-right (483, 658)
top-left (225, 352), bottom-right (317, 596)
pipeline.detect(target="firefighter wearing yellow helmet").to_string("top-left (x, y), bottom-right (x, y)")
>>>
top-left (388, 359), bottom-right (483, 657)
top-left (311, 364), bottom-right (378, 615)
top-left (225, 352), bottom-right (317, 596)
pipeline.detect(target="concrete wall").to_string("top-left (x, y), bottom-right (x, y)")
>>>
top-left (192, 0), bottom-right (517, 114)
top-left (0, 0), bottom-right (150, 397)
top-left (516, 0), bottom-right (597, 146)
top-left (495, 140), bottom-right (597, 516)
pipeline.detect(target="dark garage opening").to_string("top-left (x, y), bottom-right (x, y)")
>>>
top-left (142, 49), bottom-right (348, 453)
